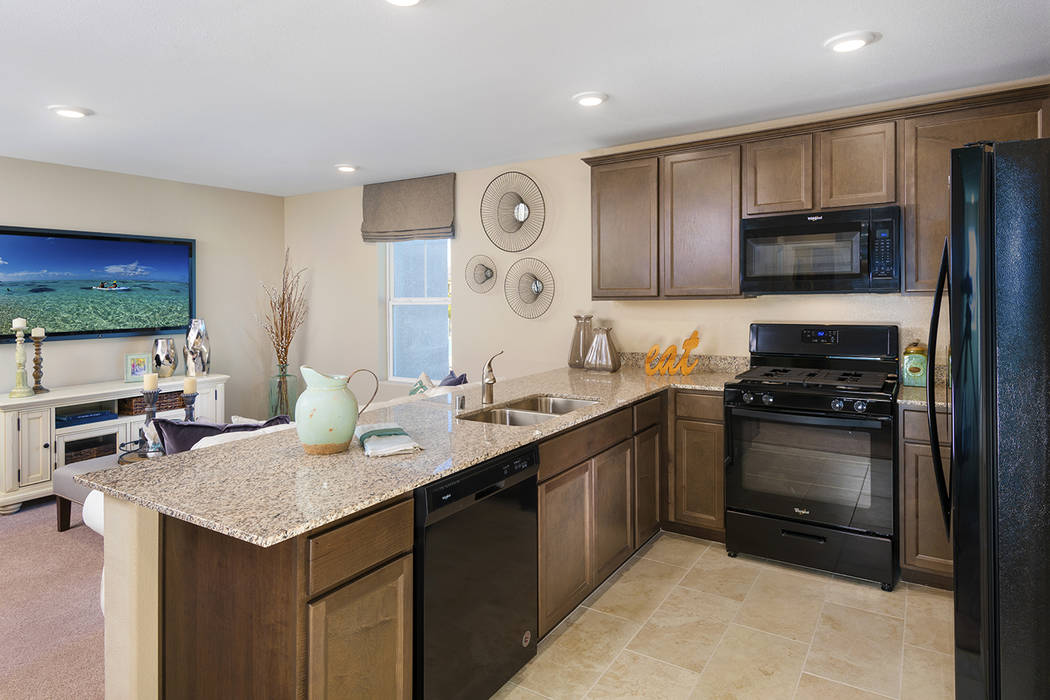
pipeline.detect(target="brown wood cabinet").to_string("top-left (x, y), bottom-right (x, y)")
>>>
top-left (591, 158), bottom-right (659, 297)
top-left (659, 147), bottom-right (740, 295)
top-left (538, 461), bottom-right (593, 636)
top-left (743, 134), bottom-right (813, 214)
top-left (633, 424), bottom-right (661, 546)
top-left (307, 555), bottom-right (412, 700)
top-left (902, 99), bottom-right (1048, 291)
top-left (900, 407), bottom-right (953, 588)
top-left (817, 121), bottom-right (896, 208)
top-left (593, 439), bottom-right (634, 582)
top-left (671, 418), bottom-right (725, 534)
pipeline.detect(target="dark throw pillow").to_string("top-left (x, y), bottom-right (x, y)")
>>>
top-left (153, 415), bottom-right (291, 454)
top-left (438, 370), bottom-right (468, 386)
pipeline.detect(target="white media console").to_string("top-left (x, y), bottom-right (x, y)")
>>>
top-left (0, 374), bottom-right (229, 514)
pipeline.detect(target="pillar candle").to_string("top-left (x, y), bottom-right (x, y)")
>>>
top-left (143, 373), bottom-right (159, 391)
top-left (183, 376), bottom-right (197, 395)
top-left (31, 327), bottom-right (45, 339)
top-left (11, 317), bottom-right (27, 330)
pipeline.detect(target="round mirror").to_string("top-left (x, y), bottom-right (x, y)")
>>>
top-left (513, 201), bottom-right (530, 223)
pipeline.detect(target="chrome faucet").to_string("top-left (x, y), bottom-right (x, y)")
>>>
top-left (482, 350), bottom-right (503, 405)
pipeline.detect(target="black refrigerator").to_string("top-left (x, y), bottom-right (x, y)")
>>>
top-left (926, 137), bottom-right (1050, 699)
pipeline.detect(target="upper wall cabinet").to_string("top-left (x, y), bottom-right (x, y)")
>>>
top-left (817, 122), bottom-right (896, 208)
top-left (743, 134), bottom-right (813, 215)
top-left (591, 159), bottom-right (659, 298)
top-left (902, 99), bottom-right (1048, 292)
top-left (660, 146), bottom-right (741, 296)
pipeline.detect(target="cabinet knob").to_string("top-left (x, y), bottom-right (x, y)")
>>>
top-left (43, 442), bottom-right (50, 449)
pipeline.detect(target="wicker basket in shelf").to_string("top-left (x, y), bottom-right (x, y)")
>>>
top-left (65, 442), bottom-right (118, 465)
top-left (117, 390), bottom-right (185, 416)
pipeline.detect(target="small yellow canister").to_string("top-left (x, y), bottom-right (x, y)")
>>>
top-left (902, 341), bottom-right (928, 387)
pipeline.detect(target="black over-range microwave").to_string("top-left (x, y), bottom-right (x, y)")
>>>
top-left (739, 206), bottom-right (901, 294)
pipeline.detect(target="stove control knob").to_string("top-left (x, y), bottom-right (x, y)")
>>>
top-left (853, 400), bottom-right (868, 413)
top-left (761, 393), bottom-right (774, 406)
top-left (831, 398), bottom-right (844, 411)
top-left (742, 392), bottom-right (755, 404)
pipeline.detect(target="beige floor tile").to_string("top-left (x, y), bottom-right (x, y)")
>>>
top-left (584, 557), bottom-right (687, 623)
top-left (638, 532), bottom-right (710, 569)
top-left (512, 608), bottom-right (639, 699)
top-left (678, 548), bottom-right (761, 602)
top-left (587, 650), bottom-right (700, 699)
top-left (735, 569), bottom-right (827, 643)
top-left (825, 576), bottom-right (907, 619)
top-left (691, 623), bottom-right (808, 699)
top-left (626, 586), bottom-right (741, 672)
top-left (491, 682), bottom-right (549, 699)
top-left (804, 601), bottom-right (904, 697)
top-left (904, 585), bottom-right (954, 655)
top-left (901, 644), bottom-right (954, 700)
top-left (794, 673), bottom-right (887, 699)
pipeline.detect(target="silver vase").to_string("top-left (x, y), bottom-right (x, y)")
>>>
top-left (584, 327), bottom-right (621, 373)
top-left (152, 338), bottom-right (178, 378)
top-left (183, 319), bottom-right (211, 376)
top-left (568, 314), bottom-right (594, 369)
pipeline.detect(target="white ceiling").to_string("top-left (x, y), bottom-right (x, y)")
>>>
top-left (1, 0), bottom-right (1048, 196)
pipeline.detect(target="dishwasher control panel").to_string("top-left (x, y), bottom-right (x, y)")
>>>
top-left (425, 447), bottom-right (538, 513)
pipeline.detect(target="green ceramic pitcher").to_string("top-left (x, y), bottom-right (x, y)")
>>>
top-left (295, 367), bottom-right (379, 455)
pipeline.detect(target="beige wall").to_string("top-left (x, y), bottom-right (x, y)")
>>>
top-left (0, 157), bottom-right (285, 419)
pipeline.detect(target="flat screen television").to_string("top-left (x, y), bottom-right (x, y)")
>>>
top-left (0, 225), bottom-right (195, 342)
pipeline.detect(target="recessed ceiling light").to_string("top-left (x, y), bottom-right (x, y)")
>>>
top-left (334, 164), bottom-right (357, 173)
top-left (47, 105), bottom-right (94, 119)
top-left (572, 91), bottom-right (608, 107)
top-left (823, 31), bottom-right (881, 53)
top-left (385, 0), bottom-right (422, 6)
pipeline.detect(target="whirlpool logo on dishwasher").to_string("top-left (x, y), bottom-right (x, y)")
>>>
top-left (794, 507), bottom-right (811, 516)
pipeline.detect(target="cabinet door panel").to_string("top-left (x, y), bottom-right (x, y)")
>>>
top-left (538, 462), bottom-right (593, 636)
top-left (308, 555), bottom-right (412, 700)
top-left (17, 409), bottom-right (52, 487)
top-left (672, 419), bottom-right (725, 532)
top-left (743, 134), bottom-right (813, 214)
top-left (634, 425), bottom-right (661, 546)
top-left (592, 440), bottom-right (634, 582)
top-left (591, 159), bottom-right (659, 297)
top-left (818, 121), bottom-right (896, 208)
top-left (660, 147), bottom-right (740, 296)
top-left (903, 100), bottom-right (1047, 291)
top-left (902, 442), bottom-right (953, 577)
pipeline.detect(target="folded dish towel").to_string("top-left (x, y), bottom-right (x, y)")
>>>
top-left (354, 422), bottom-right (423, 457)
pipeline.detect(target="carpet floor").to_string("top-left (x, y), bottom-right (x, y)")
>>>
top-left (0, 497), bottom-right (104, 699)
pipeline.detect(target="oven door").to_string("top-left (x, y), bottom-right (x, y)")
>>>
top-left (740, 221), bottom-right (870, 293)
top-left (725, 407), bottom-right (895, 536)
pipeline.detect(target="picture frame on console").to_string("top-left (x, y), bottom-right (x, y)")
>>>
top-left (124, 353), bottom-right (150, 382)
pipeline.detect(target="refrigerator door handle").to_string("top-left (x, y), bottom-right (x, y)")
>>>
top-left (926, 237), bottom-right (952, 536)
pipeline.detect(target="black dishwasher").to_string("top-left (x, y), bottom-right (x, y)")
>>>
top-left (414, 446), bottom-right (538, 700)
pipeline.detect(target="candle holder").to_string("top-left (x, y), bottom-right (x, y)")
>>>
top-left (31, 334), bottom-right (49, 394)
top-left (141, 389), bottom-right (164, 457)
top-left (8, 327), bottom-right (34, 399)
top-left (183, 392), bottom-right (198, 422)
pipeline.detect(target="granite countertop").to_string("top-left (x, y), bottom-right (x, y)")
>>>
top-left (898, 382), bottom-right (949, 410)
top-left (76, 366), bottom-right (733, 547)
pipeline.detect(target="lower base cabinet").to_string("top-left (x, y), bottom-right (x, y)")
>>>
top-left (633, 424), bottom-right (661, 545)
top-left (901, 441), bottom-right (953, 586)
top-left (308, 555), bottom-right (413, 700)
top-left (671, 418), bottom-right (725, 534)
top-left (593, 440), bottom-right (635, 582)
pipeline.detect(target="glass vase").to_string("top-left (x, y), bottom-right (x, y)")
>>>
top-left (568, 314), bottom-right (594, 368)
top-left (269, 364), bottom-right (300, 419)
top-left (583, 327), bottom-right (622, 373)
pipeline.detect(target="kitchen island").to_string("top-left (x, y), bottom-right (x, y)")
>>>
top-left (77, 365), bottom-right (735, 698)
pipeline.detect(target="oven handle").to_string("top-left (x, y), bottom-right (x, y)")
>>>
top-left (727, 407), bottom-right (887, 431)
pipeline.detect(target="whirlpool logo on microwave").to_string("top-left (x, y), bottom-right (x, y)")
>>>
top-left (793, 507), bottom-right (811, 516)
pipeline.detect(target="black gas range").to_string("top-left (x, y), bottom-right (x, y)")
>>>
top-left (723, 324), bottom-right (900, 590)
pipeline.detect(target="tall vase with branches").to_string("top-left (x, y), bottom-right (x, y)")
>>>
top-left (263, 250), bottom-right (309, 417)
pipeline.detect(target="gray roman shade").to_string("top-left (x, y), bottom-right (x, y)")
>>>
top-left (361, 172), bottom-right (456, 242)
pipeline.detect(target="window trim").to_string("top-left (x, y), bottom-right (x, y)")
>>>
top-left (385, 240), bottom-right (451, 383)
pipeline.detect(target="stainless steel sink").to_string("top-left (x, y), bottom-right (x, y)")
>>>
top-left (501, 395), bottom-right (599, 414)
top-left (458, 408), bottom-right (559, 426)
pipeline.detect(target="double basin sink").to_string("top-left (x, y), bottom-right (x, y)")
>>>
top-left (458, 395), bottom-right (599, 426)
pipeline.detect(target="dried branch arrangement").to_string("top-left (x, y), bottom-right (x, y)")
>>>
top-left (262, 249), bottom-right (309, 366)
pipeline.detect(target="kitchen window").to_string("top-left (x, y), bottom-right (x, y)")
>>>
top-left (386, 239), bottom-right (451, 382)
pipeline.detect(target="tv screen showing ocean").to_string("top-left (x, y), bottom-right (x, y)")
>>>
top-left (0, 232), bottom-right (192, 338)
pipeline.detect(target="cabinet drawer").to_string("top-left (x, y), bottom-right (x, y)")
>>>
top-left (308, 499), bottom-right (413, 597)
top-left (633, 395), bottom-right (663, 432)
top-left (903, 409), bottom-right (950, 444)
top-left (675, 392), bottom-right (723, 422)
top-left (539, 408), bottom-right (632, 482)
